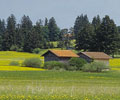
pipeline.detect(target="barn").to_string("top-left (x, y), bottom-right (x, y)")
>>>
top-left (78, 52), bottom-right (112, 65)
top-left (42, 50), bottom-right (79, 63)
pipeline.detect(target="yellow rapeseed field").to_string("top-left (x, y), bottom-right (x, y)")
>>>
top-left (0, 66), bottom-right (45, 71)
top-left (0, 51), bottom-right (44, 71)
top-left (0, 51), bottom-right (44, 66)
top-left (109, 59), bottom-right (120, 67)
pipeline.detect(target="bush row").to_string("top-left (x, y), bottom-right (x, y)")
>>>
top-left (44, 58), bottom-right (110, 72)
top-left (82, 62), bottom-right (109, 72)
top-left (9, 57), bottom-right (110, 72)
top-left (9, 58), bottom-right (42, 68)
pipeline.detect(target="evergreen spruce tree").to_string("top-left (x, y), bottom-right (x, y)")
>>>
top-left (76, 24), bottom-right (94, 51)
top-left (34, 21), bottom-right (45, 48)
top-left (91, 15), bottom-right (101, 51)
top-left (48, 17), bottom-right (60, 41)
top-left (44, 18), bottom-right (48, 26)
top-left (117, 26), bottom-right (120, 33)
top-left (15, 24), bottom-right (23, 49)
top-left (2, 14), bottom-right (16, 50)
top-left (96, 15), bottom-right (119, 55)
top-left (24, 27), bottom-right (41, 52)
top-left (0, 19), bottom-right (6, 50)
top-left (0, 19), bottom-right (6, 35)
top-left (41, 26), bottom-right (49, 42)
top-left (92, 15), bottom-right (101, 31)
top-left (74, 14), bottom-right (90, 50)
top-left (74, 14), bottom-right (89, 40)
top-left (21, 15), bottom-right (33, 51)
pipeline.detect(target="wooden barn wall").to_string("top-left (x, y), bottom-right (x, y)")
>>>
top-left (78, 53), bottom-right (92, 63)
top-left (44, 52), bottom-right (59, 62)
top-left (95, 60), bottom-right (109, 65)
top-left (59, 57), bottom-right (71, 63)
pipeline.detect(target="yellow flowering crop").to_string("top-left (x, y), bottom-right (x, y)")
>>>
top-left (0, 51), bottom-right (44, 67)
top-left (109, 59), bottom-right (120, 67)
top-left (0, 66), bottom-right (45, 71)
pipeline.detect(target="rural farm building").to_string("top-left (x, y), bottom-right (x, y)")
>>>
top-left (78, 52), bottom-right (112, 65)
top-left (42, 50), bottom-right (79, 63)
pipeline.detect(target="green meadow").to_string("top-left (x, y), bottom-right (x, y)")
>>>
top-left (0, 71), bottom-right (120, 100)
top-left (0, 51), bottom-right (119, 99)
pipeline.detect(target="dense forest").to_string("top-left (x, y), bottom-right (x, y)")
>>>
top-left (0, 14), bottom-right (119, 55)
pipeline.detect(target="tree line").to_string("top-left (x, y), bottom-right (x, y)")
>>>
top-left (0, 14), bottom-right (60, 52)
top-left (0, 14), bottom-right (119, 55)
top-left (74, 14), bottom-right (120, 56)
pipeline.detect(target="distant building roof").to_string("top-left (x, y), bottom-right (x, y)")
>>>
top-left (64, 33), bottom-right (73, 38)
top-left (79, 52), bottom-right (112, 60)
top-left (42, 50), bottom-right (79, 58)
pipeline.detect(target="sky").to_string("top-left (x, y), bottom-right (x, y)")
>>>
top-left (0, 0), bottom-right (120, 29)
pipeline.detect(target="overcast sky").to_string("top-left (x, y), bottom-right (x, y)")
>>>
top-left (0, 0), bottom-right (120, 29)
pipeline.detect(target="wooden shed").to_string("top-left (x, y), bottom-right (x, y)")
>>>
top-left (42, 50), bottom-right (79, 63)
top-left (78, 52), bottom-right (112, 65)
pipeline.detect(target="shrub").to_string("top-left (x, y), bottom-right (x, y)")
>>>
top-left (10, 45), bottom-right (23, 52)
top-left (65, 65), bottom-right (77, 71)
top-left (10, 45), bottom-right (18, 51)
top-left (22, 58), bottom-right (42, 68)
top-left (69, 58), bottom-right (87, 70)
top-left (44, 61), bottom-right (66, 70)
top-left (82, 62), bottom-right (109, 72)
top-left (32, 48), bottom-right (41, 54)
top-left (50, 43), bottom-right (54, 48)
top-left (9, 61), bottom-right (19, 66)
top-left (16, 47), bottom-right (23, 52)
top-left (45, 61), bottom-right (77, 71)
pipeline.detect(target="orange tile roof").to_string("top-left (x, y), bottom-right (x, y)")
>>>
top-left (81, 52), bottom-right (112, 60)
top-left (49, 50), bottom-right (79, 58)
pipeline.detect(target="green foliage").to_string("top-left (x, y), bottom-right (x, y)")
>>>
top-left (74, 14), bottom-right (120, 56)
top-left (10, 45), bottom-right (23, 52)
top-left (76, 24), bottom-right (95, 50)
top-left (32, 48), bottom-right (41, 54)
top-left (48, 17), bottom-right (60, 41)
top-left (57, 41), bottom-right (64, 49)
top-left (58, 28), bottom-right (74, 49)
top-left (92, 15), bottom-right (101, 30)
top-left (44, 61), bottom-right (66, 70)
top-left (0, 14), bottom-right (119, 55)
top-left (65, 65), bottom-right (77, 71)
top-left (22, 58), bottom-right (42, 68)
top-left (10, 45), bottom-right (18, 51)
top-left (44, 18), bottom-right (48, 26)
top-left (21, 15), bottom-right (33, 52)
top-left (0, 19), bottom-right (5, 35)
top-left (16, 47), bottom-right (23, 52)
top-left (74, 14), bottom-right (89, 49)
top-left (49, 43), bottom-right (54, 48)
top-left (82, 62), bottom-right (109, 72)
top-left (9, 61), bottom-right (19, 66)
top-left (69, 58), bottom-right (87, 70)
top-left (2, 14), bottom-right (16, 51)
top-left (45, 61), bottom-right (78, 71)
top-left (74, 14), bottom-right (94, 50)
top-left (96, 15), bottom-right (119, 55)
top-left (90, 15), bottom-right (101, 51)
top-left (0, 36), bottom-right (3, 50)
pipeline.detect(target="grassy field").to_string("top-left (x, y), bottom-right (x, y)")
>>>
top-left (0, 71), bottom-right (119, 100)
top-left (0, 51), bottom-right (119, 99)
top-left (0, 51), bottom-right (44, 70)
